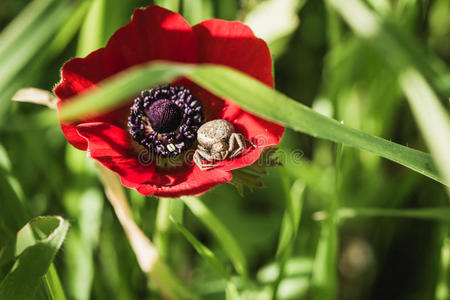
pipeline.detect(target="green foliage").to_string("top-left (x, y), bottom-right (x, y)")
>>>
top-left (0, 0), bottom-right (449, 299)
top-left (181, 196), bottom-right (248, 277)
top-left (170, 216), bottom-right (230, 280)
top-left (0, 0), bottom-right (71, 116)
top-left (0, 216), bottom-right (69, 300)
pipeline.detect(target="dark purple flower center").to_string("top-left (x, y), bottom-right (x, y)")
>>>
top-left (145, 99), bottom-right (182, 133)
top-left (128, 84), bottom-right (204, 157)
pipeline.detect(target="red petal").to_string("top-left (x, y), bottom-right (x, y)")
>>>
top-left (122, 166), bottom-right (232, 197)
top-left (76, 122), bottom-right (165, 184)
top-left (55, 49), bottom-right (131, 150)
top-left (55, 49), bottom-right (108, 99)
top-left (55, 49), bottom-right (108, 150)
top-left (76, 122), bottom-right (232, 197)
top-left (104, 5), bottom-right (197, 74)
top-left (189, 84), bottom-right (227, 121)
top-left (193, 19), bottom-right (273, 87)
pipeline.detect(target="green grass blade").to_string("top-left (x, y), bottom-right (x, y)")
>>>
top-left (181, 0), bottom-right (213, 25)
top-left (312, 217), bottom-right (338, 300)
top-left (0, 144), bottom-right (11, 172)
top-left (0, 145), bottom-right (28, 256)
top-left (276, 179), bottom-right (305, 258)
top-left (170, 216), bottom-right (230, 280)
top-left (77, 0), bottom-right (106, 56)
top-left (48, 0), bottom-right (91, 56)
top-left (327, 0), bottom-right (450, 187)
top-left (273, 178), bottom-right (305, 298)
top-left (216, 0), bottom-right (238, 20)
top-left (338, 207), bottom-right (450, 222)
top-left (272, 177), bottom-right (306, 299)
top-left (0, 216), bottom-right (69, 300)
top-left (244, 0), bottom-right (303, 58)
top-left (154, 0), bottom-right (180, 12)
top-left (181, 196), bottom-right (248, 277)
top-left (0, 146), bottom-right (67, 300)
top-left (225, 282), bottom-right (241, 300)
top-left (0, 0), bottom-right (69, 93)
top-left (399, 69), bottom-right (450, 187)
top-left (43, 264), bottom-right (67, 300)
top-left (328, 0), bottom-right (449, 94)
top-left (257, 257), bottom-right (313, 283)
top-left (311, 144), bottom-right (343, 300)
top-left (436, 234), bottom-right (450, 300)
top-left (63, 189), bottom-right (103, 300)
top-left (154, 198), bottom-right (174, 258)
top-left (56, 62), bottom-right (445, 186)
top-left (0, 0), bottom-right (55, 58)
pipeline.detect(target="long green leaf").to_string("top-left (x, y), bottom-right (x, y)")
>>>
top-left (182, 0), bottom-right (213, 25)
top-left (327, 0), bottom-right (450, 94)
top-left (338, 207), bottom-right (450, 223)
top-left (0, 0), bottom-right (69, 93)
top-left (0, 146), bottom-right (67, 300)
top-left (244, 0), bottom-right (303, 58)
top-left (77, 0), bottom-right (106, 56)
top-left (276, 179), bottom-right (305, 258)
top-left (48, 0), bottom-right (92, 56)
top-left (436, 234), bottom-right (450, 300)
top-left (63, 189), bottom-right (103, 300)
top-left (312, 144), bottom-right (342, 300)
top-left (44, 264), bottom-right (67, 300)
top-left (170, 216), bottom-right (230, 280)
top-left (0, 216), bottom-right (69, 300)
top-left (0, 0), bottom-right (72, 120)
top-left (0, 169), bottom-right (27, 238)
top-left (273, 179), bottom-right (305, 300)
top-left (181, 196), bottom-right (248, 277)
top-left (154, 0), bottom-right (180, 12)
top-left (0, 0), bottom-right (55, 58)
top-left (399, 69), bottom-right (450, 190)
top-left (312, 217), bottom-right (338, 300)
top-left (56, 62), bottom-right (445, 186)
top-left (327, 0), bottom-right (450, 188)
top-left (154, 198), bottom-right (177, 258)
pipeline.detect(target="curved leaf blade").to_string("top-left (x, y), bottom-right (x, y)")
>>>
top-left (0, 216), bottom-right (69, 300)
top-left (181, 196), bottom-right (248, 277)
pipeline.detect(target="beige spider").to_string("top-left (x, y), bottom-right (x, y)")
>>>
top-left (193, 119), bottom-right (250, 170)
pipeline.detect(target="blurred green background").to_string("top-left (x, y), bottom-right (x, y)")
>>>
top-left (0, 0), bottom-right (449, 299)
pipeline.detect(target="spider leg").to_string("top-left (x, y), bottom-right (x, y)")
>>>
top-left (220, 150), bottom-right (230, 161)
top-left (194, 149), bottom-right (220, 170)
top-left (229, 133), bottom-right (247, 158)
top-left (193, 151), bottom-right (204, 169)
top-left (221, 139), bottom-right (233, 161)
top-left (246, 138), bottom-right (256, 148)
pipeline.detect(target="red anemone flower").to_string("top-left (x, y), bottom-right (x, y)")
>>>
top-left (55, 5), bottom-right (284, 197)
